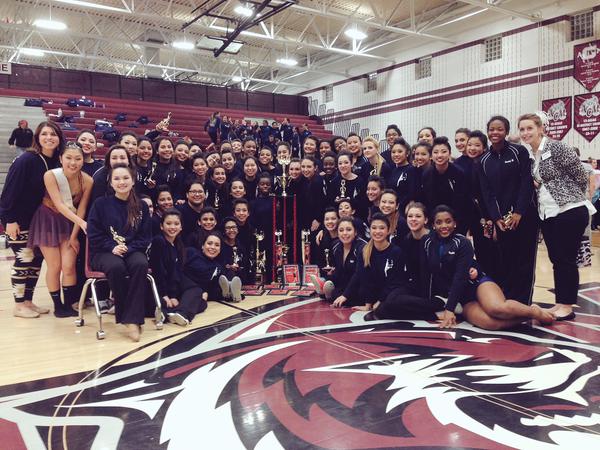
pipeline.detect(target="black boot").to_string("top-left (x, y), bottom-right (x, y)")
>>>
top-left (51, 290), bottom-right (71, 318)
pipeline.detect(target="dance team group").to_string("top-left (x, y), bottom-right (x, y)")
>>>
top-left (0, 111), bottom-right (595, 341)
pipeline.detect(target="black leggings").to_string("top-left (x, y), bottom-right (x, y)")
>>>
top-left (7, 230), bottom-right (43, 303)
top-left (92, 251), bottom-right (149, 325)
top-left (375, 288), bottom-right (445, 321)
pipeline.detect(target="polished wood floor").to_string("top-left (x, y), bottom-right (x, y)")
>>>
top-left (0, 240), bottom-right (598, 387)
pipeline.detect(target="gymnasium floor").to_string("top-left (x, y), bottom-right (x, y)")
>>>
top-left (1, 244), bottom-right (600, 449)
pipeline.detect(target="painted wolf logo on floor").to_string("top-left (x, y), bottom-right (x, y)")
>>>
top-left (1, 298), bottom-right (600, 449)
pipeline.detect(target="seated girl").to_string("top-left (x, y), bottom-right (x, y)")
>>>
top-left (311, 218), bottom-right (367, 307)
top-left (149, 209), bottom-right (207, 326)
top-left (87, 164), bottom-right (152, 342)
top-left (217, 217), bottom-right (247, 302)
top-left (426, 205), bottom-right (554, 330)
top-left (185, 232), bottom-right (232, 301)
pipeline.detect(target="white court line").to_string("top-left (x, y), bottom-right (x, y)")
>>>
top-left (578, 293), bottom-right (600, 307)
top-left (531, 325), bottom-right (589, 343)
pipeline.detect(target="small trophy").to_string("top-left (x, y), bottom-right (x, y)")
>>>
top-left (144, 161), bottom-right (157, 187)
top-left (274, 230), bottom-right (289, 283)
top-left (214, 191), bottom-right (220, 209)
top-left (503, 207), bottom-right (514, 228)
top-left (254, 231), bottom-right (266, 285)
top-left (322, 248), bottom-right (333, 271)
top-left (156, 111), bottom-right (172, 131)
top-left (301, 229), bottom-right (311, 265)
top-left (232, 245), bottom-right (241, 266)
top-left (335, 179), bottom-right (347, 202)
top-left (276, 155), bottom-right (291, 197)
top-left (110, 226), bottom-right (126, 245)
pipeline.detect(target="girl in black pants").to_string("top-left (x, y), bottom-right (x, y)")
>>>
top-left (87, 165), bottom-right (152, 342)
top-left (184, 232), bottom-right (226, 301)
top-left (149, 209), bottom-right (207, 327)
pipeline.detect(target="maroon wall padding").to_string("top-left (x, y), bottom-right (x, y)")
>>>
top-left (227, 88), bottom-right (247, 110)
top-left (248, 91), bottom-right (273, 113)
top-left (143, 78), bottom-right (175, 103)
top-left (91, 72), bottom-right (120, 97)
top-left (175, 83), bottom-right (207, 106)
top-left (120, 77), bottom-right (143, 100)
top-left (9, 65), bottom-right (50, 92)
top-left (51, 68), bottom-right (91, 95)
top-left (2, 64), bottom-right (308, 114)
top-left (206, 86), bottom-right (227, 108)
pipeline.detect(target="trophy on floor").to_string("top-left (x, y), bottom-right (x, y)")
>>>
top-left (254, 231), bottom-right (266, 285)
top-left (301, 229), bottom-right (311, 265)
top-left (322, 248), bottom-right (333, 271)
top-left (274, 230), bottom-right (290, 283)
top-left (276, 155), bottom-right (291, 197)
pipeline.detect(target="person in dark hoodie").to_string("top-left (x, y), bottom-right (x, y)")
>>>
top-left (149, 209), bottom-right (207, 327)
top-left (1, 121), bottom-right (62, 318)
top-left (87, 165), bottom-right (152, 342)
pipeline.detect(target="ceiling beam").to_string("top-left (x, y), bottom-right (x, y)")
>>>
top-left (456, 0), bottom-right (542, 22)
top-left (286, 3), bottom-right (455, 43)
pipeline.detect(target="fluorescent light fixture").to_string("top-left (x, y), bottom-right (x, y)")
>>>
top-left (234, 5), bottom-right (253, 17)
top-left (276, 57), bottom-right (298, 66)
top-left (172, 40), bottom-right (195, 50)
top-left (20, 48), bottom-right (45, 57)
top-left (33, 19), bottom-right (67, 30)
top-left (344, 28), bottom-right (367, 40)
top-left (53, 0), bottom-right (131, 13)
top-left (232, 75), bottom-right (243, 82)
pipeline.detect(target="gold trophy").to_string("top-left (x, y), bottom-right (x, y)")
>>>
top-left (274, 230), bottom-right (289, 283)
top-left (301, 229), bottom-right (311, 265)
top-left (254, 231), bottom-right (266, 285)
top-left (503, 207), bottom-right (514, 229)
top-left (276, 155), bottom-right (291, 197)
top-left (214, 191), bottom-right (220, 209)
top-left (322, 248), bottom-right (333, 271)
top-left (144, 161), bottom-right (157, 187)
top-left (110, 226), bottom-right (126, 245)
top-left (232, 245), bottom-right (241, 266)
top-left (156, 112), bottom-right (172, 131)
top-left (335, 179), bottom-right (347, 202)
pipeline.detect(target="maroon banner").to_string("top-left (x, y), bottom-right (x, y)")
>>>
top-left (574, 40), bottom-right (600, 91)
top-left (542, 96), bottom-right (572, 140)
top-left (574, 92), bottom-right (600, 142)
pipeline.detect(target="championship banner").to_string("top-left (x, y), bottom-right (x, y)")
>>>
top-left (574, 92), bottom-right (600, 142)
top-left (541, 96), bottom-right (571, 140)
top-left (574, 40), bottom-right (600, 91)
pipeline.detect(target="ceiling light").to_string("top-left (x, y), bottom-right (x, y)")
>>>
top-left (172, 40), bottom-right (195, 50)
top-left (234, 5), bottom-right (253, 17)
top-left (33, 19), bottom-right (67, 31)
top-left (53, 0), bottom-right (131, 13)
top-left (232, 75), bottom-right (243, 82)
top-left (20, 48), bottom-right (46, 57)
top-left (276, 57), bottom-right (298, 66)
top-left (344, 28), bottom-right (367, 40)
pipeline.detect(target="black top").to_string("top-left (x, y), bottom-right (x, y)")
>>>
top-left (220, 239), bottom-right (251, 284)
top-left (330, 238), bottom-right (367, 298)
top-left (356, 243), bottom-right (408, 304)
top-left (0, 151), bottom-right (58, 228)
top-left (478, 142), bottom-right (535, 221)
top-left (90, 166), bottom-right (110, 205)
top-left (8, 127), bottom-right (33, 148)
top-left (386, 164), bottom-right (418, 214)
top-left (327, 175), bottom-right (368, 220)
top-left (184, 247), bottom-right (223, 288)
top-left (87, 195), bottom-right (151, 257)
top-left (149, 234), bottom-right (182, 298)
top-left (422, 233), bottom-right (474, 312)
top-left (359, 160), bottom-right (392, 181)
top-left (175, 202), bottom-right (202, 242)
top-left (83, 160), bottom-right (103, 178)
top-left (421, 163), bottom-right (469, 234)
top-left (401, 231), bottom-right (431, 296)
top-left (296, 175), bottom-right (327, 230)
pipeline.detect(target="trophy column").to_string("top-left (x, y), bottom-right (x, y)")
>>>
top-left (271, 194), bottom-right (297, 283)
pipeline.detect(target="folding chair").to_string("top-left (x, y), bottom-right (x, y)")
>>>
top-left (75, 240), bottom-right (164, 340)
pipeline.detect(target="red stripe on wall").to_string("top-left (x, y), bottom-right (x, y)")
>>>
top-left (323, 68), bottom-right (573, 125)
top-left (322, 60), bottom-right (573, 120)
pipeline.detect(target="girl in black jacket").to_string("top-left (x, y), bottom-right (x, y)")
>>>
top-left (87, 165), bottom-right (152, 341)
top-left (426, 205), bottom-right (554, 330)
top-left (149, 209), bottom-right (207, 326)
top-left (217, 217), bottom-right (247, 302)
top-left (184, 232), bottom-right (228, 301)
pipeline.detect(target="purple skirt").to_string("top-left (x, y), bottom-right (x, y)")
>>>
top-left (28, 204), bottom-right (73, 248)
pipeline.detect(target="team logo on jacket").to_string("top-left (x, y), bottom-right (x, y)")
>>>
top-left (2, 297), bottom-right (600, 449)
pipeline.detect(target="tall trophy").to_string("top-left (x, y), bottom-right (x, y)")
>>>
top-left (276, 155), bottom-right (291, 197)
top-left (254, 231), bottom-right (266, 285)
top-left (274, 230), bottom-right (289, 283)
top-left (301, 229), bottom-right (311, 265)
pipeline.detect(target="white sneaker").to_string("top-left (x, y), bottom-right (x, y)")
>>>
top-left (219, 275), bottom-right (231, 299)
top-left (323, 281), bottom-right (335, 300)
top-left (310, 274), bottom-right (324, 295)
top-left (168, 312), bottom-right (189, 327)
top-left (230, 276), bottom-right (243, 303)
